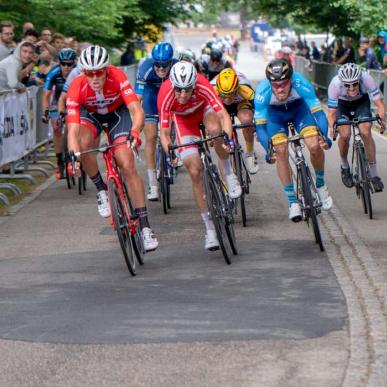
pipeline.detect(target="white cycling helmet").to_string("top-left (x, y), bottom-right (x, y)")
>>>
top-left (338, 63), bottom-right (361, 84)
top-left (169, 61), bottom-right (197, 88)
top-left (79, 45), bottom-right (109, 70)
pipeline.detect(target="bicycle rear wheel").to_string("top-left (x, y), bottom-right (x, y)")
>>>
top-left (108, 178), bottom-right (136, 275)
top-left (78, 168), bottom-right (87, 195)
top-left (159, 148), bottom-right (170, 214)
top-left (299, 163), bottom-right (324, 252)
top-left (204, 169), bottom-right (232, 264)
top-left (357, 146), bottom-right (373, 219)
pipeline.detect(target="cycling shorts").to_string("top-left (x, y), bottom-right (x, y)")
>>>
top-left (80, 104), bottom-right (133, 142)
top-left (337, 94), bottom-right (371, 123)
top-left (224, 100), bottom-right (253, 116)
top-left (172, 104), bottom-right (214, 160)
top-left (142, 86), bottom-right (159, 123)
top-left (267, 99), bottom-right (318, 146)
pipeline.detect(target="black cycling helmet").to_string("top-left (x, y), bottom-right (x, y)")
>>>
top-left (210, 48), bottom-right (222, 62)
top-left (265, 58), bottom-right (293, 81)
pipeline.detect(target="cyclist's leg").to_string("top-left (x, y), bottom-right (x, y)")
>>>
top-left (50, 109), bottom-right (64, 179)
top-left (336, 100), bottom-right (352, 168)
top-left (142, 88), bottom-right (159, 199)
top-left (204, 108), bottom-right (241, 199)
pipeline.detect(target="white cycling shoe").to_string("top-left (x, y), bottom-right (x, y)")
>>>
top-left (96, 190), bottom-right (111, 218)
top-left (141, 227), bottom-right (159, 252)
top-left (317, 185), bottom-right (333, 210)
top-left (205, 229), bottom-right (219, 251)
top-left (226, 173), bottom-right (242, 199)
top-left (289, 202), bottom-right (302, 222)
top-left (147, 185), bottom-right (159, 201)
top-left (246, 152), bottom-right (259, 174)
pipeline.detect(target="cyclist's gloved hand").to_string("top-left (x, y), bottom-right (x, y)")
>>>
top-left (227, 138), bottom-right (235, 153)
top-left (128, 130), bottom-right (142, 148)
top-left (41, 109), bottom-right (49, 124)
top-left (68, 150), bottom-right (81, 177)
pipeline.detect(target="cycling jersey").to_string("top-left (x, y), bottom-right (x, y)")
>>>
top-left (135, 57), bottom-right (178, 122)
top-left (196, 54), bottom-right (232, 81)
top-left (327, 72), bottom-right (381, 109)
top-left (62, 66), bottom-right (81, 93)
top-left (44, 64), bottom-right (68, 104)
top-left (66, 65), bottom-right (138, 124)
top-left (254, 72), bottom-right (329, 155)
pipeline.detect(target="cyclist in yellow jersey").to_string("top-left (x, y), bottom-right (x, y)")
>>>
top-left (212, 69), bottom-right (259, 173)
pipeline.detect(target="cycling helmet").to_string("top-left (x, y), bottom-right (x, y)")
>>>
top-left (169, 61), bottom-right (197, 88)
top-left (210, 48), bottom-right (222, 62)
top-left (152, 42), bottom-right (173, 62)
top-left (265, 58), bottom-right (293, 81)
top-left (216, 69), bottom-right (239, 95)
top-left (58, 48), bottom-right (76, 62)
top-left (338, 63), bottom-right (361, 84)
top-left (178, 49), bottom-right (196, 63)
top-left (79, 45), bottom-right (109, 70)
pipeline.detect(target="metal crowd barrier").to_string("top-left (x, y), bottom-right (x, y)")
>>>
top-left (0, 64), bottom-right (138, 205)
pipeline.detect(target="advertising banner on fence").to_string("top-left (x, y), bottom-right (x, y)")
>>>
top-left (0, 88), bottom-right (37, 166)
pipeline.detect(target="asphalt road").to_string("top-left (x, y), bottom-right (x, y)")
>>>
top-left (0, 29), bottom-right (386, 386)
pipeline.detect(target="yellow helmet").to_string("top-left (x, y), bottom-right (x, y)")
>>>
top-left (216, 68), bottom-right (239, 95)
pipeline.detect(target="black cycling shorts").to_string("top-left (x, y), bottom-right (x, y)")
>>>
top-left (80, 104), bottom-right (132, 142)
top-left (224, 100), bottom-right (253, 116)
top-left (337, 94), bottom-right (372, 121)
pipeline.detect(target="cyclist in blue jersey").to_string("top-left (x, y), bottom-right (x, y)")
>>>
top-left (42, 48), bottom-right (76, 179)
top-left (135, 42), bottom-right (177, 201)
top-left (255, 58), bottom-right (333, 221)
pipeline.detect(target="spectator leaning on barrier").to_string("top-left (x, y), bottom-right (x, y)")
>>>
top-left (334, 37), bottom-right (355, 65)
top-left (0, 40), bottom-right (35, 92)
top-left (311, 41), bottom-right (321, 61)
top-left (376, 31), bottom-right (387, 69)
top-left (358, 36), bottom-right (382, 70)
top-left (0, 21), bottom-right (16, 61)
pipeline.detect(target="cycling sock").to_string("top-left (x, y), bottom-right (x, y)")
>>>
top-left (135, 207), bottom-right (150, 229)
top-left (246, 141), bottom-right (254, 154)
top-left (201, 212), bottom-right (215, 232)
top-left (90, 171), bottom-right (107, 191)
top-left (340, 158), bottom-right (349, 169)
top-left (56, 153), bottom-right (64, 166)
top-left (147, 169), bottom-right (157, 186)
top-left (220, 158), bottom-right (232, 176)
top-left (283, 183), bottom-right (298, 206)
top-left (368, 161), bottom-right (378, 178)
top-left (315, 169), bottom-right (325, 188)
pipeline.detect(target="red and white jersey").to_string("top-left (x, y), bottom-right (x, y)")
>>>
top-left (157, 73), bottom-right (224, 129)
top-left (66, 65), bottom-right (138, 124)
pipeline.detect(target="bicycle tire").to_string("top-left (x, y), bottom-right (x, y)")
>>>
top-left (159, 149), bottom-right (169, 214)
top-left (233, 149), bottom-right (247, 227)
top-left (65, 160), bottom-right (73, 189)
top-left (108, 178), bottom-right (136, 276)
top-left (78, 169), bottom-right (87, 195)
top-left (203, 169), bottom-right (232, 264)
top-left (299, 163), bottom-right (324, 252)
top-left (357, 145), bottom-right (373, 219)
top-left (123, 181), bottom-right (145, 265)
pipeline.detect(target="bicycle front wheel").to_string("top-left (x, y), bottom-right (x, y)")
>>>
top-left (233, 149), bottom-right (247, 227)
top-left (108, 178), bottom-right (136, 275)
top-left (299, 163), bottom-right (324, 252)
top-left (357, 146), bottom-right (373, 219)
top-left (159, 149), bottom-right (170, 214)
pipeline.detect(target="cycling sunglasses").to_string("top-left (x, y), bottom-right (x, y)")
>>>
top-left (60, 61), bottom-right (75, 67)
top-left (270, 79), bottom-right (291, 90)
top-left (83, 69), bottom-right (106, 78)
top-left (174, 86), bottom-right (193, 93)
top-left (344, 82), bottom-right (359, 89)
top-left (154, 60), bottom-right (172, 69)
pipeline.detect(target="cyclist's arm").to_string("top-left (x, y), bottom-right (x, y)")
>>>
top-left (67, 122), bottom-right (81, 153)
top-left (217, 107), bottom-right (233, 138)
top-left (374, 98), bottom-right (385, 122)
top-left (57, 91), bottom-right (66, 115)
top-left (127, 100), bottom-right (144, 135)
top-left (42, 89), bottom-right (52, 113)
top-left (160, 126), bottom-right (172, 155)
top-left (254, 80), bottom-right (270, 156)
top-left (328, 108), bottom-right (337, 135)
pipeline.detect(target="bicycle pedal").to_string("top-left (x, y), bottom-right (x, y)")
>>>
top-left (208, 246), bottom-right (220, 251)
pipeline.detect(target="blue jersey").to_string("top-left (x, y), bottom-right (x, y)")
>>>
top-left (254, 72), bottom-right (329, 155)
top-left (44, 64), bottom-right (67, 103)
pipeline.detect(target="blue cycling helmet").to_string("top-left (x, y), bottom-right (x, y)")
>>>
top-left (58, 48), bottom-right (76, 62)
top-left (152, 42), bottom-right (173, 62)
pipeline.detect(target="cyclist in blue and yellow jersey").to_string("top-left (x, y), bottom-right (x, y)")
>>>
top-left (41, 48), bottom-right (76, 179)
top-left (212, 68), bottom-right (259, 174)
top-left (135, 42), bottom-right (178, 201)
top-left (255, 58), bottom-right (333, 222)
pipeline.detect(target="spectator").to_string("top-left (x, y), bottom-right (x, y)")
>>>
top-left (358, 36), bottom-right (382, 70)
top-left (23, 29), bottom-right (39, 44)
top-left (0, 21), bottom-right (16, 61)
top-left (52, 33), bottom-right (65, 54)
top-left (376, 30), bottom-right (387, 68)
top-left (281, 46), bottom-right (295, 67)
top-left (22, 22), bottom-right (34, 34)
top-left (311, 41), bottom-right (321, 60)
top-left (334, 37), bottom-right (355, 64)
top-left (0, 40), bottom-right (35, 92)
top-left (302, 40), bottom-right (310, 59)
top-left (37, 50), bottom-right (54, 81)
top-left (120, 43), bottom-right (135, 66)
top-left (40, 28), bottom-right (52, 43)
top-left (333, 38), bottom-right (345, 62)
top-left (66, 36), bottom-right (79, 55)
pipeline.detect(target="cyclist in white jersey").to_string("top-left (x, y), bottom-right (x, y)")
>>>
top-left (327, 63), bottom-right (386, 191)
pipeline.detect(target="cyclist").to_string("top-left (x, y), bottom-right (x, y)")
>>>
top-left (66, 45), bottom-right (158, 251)
top-left (178, 48), bottom-right (196, 63)
top-left (196, 47), bottom-right (233, 81)
top-left (135, 42), bottom-right (177, 201)
top-left (212, 68), bottom-right (259, 174)
top-left (255, 58), bottom-right (333, 221)
top-left (157, 61), bottom-right (242, 250)
top-left (327, 62), bottom-right (386, 191)
top-left (41, 48), bottom-right (76, 179)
